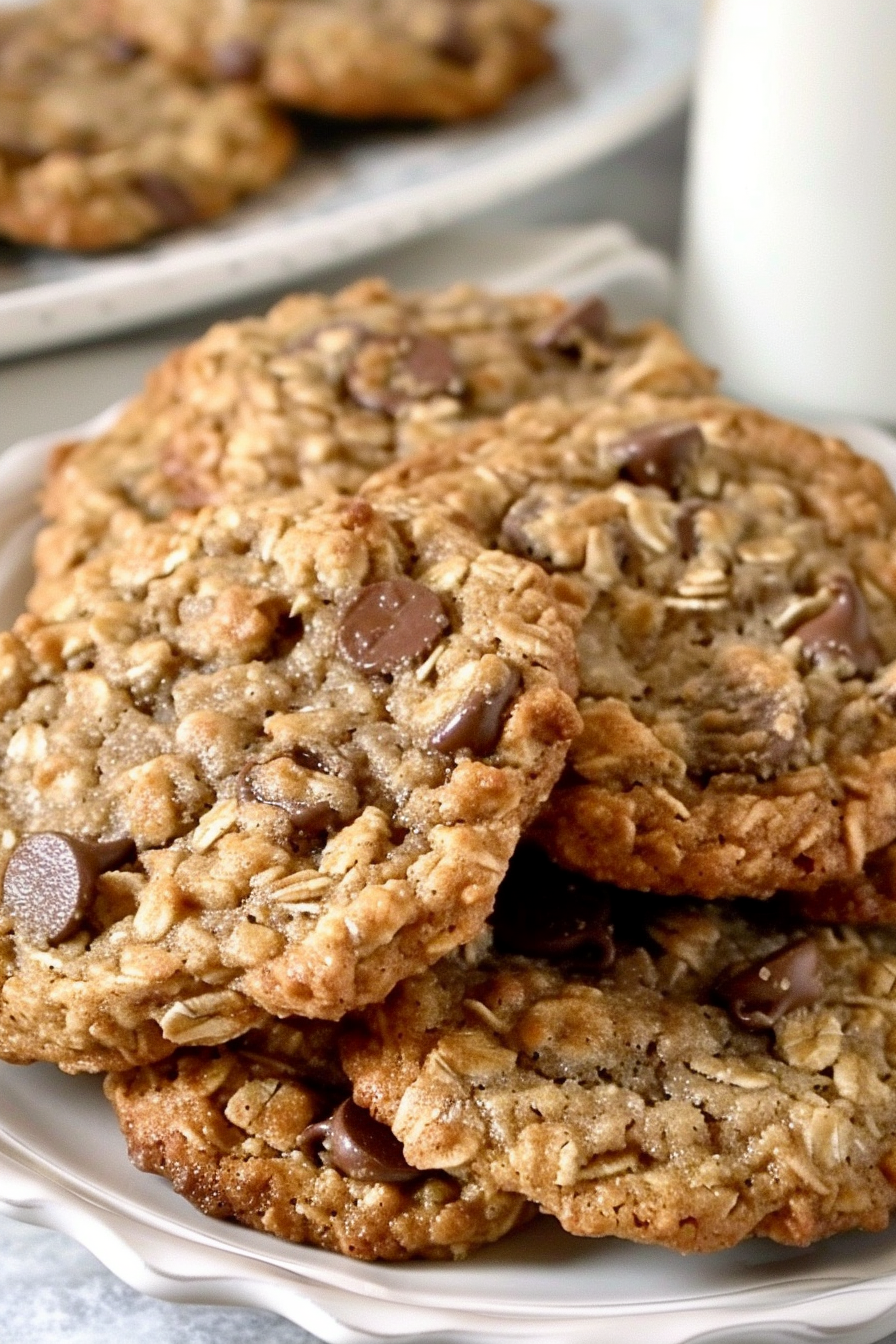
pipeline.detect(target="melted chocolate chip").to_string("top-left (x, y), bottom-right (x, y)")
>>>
top-left (2, 833), bottom-right (135, 946)
top-left (291, 746), bottom-right (331, 774)
top-left (793, 576), bottom-right (881, 675)
top-left (613, 421), bottom-right (705, 494)
top-left (299, 1099), bottom-right (417, 1182)
top-left (236, 762), bottom-right (261, 804)
top-left (498, 493), bottom-right (553, 564)
top-left (676, 500), bottom-right (704, 559)
top-left (715, 939), bottom-right (824, 1030)
top-left (101, 33), bottom-right (142, 63)
top-left (430, 666), bottom-right (521, 755)
top-left (346, 335), bottom-right (464, 414)
top-left (491, 846), bottom-right (615, 971)
top-left (338, 578), bottom-right (449, 674)
top-left (404, 334), bottom-right (461, 391)
top-left (237, 761), bottom-right (336, 832)
top-left (434, 10), bottom-right (478, 65)
top-left (0, 137), bottom-right (42, 167)
top-left (534, 297), bottom-right (609, 351)
top-left (135, 173), bottom-right (198, 229)
top-left (211, 37), bottom-right (263, 79)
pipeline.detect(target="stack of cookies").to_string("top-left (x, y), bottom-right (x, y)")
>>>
top-left (5, 278), bottom-right (896, 1264)
top-left (0, 0), bottom-right (555, 250)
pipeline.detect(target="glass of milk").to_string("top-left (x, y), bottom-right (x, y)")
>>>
top-left (680, 0), bottom-right (896, 422)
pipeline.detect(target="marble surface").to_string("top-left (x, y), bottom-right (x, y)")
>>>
top-left (0, 1219), bottom-right (318, 1344)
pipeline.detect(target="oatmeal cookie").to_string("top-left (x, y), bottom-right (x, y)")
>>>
top-left (0, 492), bottom-right (581, 1071)
top-left (105, 1016), bottom-right (531, 1260)
top-left (366, 394), bottom-right (896, 899)
top-left (343, 851), bottom-right (896, 1252)
top-left (92, 0), bottom-right (555, 122)
top-left (786, 845), bottom-right (896, 925)
top-left (0, 1), bottom-right (296, 251)
top-left (32, 280), bottom-right (715, 612)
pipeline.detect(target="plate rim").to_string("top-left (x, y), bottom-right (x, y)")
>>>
top-left (8, 1144), bottom-right (896, 1344)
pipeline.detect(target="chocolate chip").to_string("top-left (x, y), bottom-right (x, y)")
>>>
top-left (135, 173), bottom-right (198, 230)
top-left (211, 37), bottom-right (262, 80)
top-left (612, 421), bottom-right (705, 493)
top-left (346, 335), bottom-right (464, 414)
top-left (498, 484), bottom-right (594, 571)
top-left (434, 10), bottom-right (478, 65)
top-left (715, 939), bottom-right (824, 1030)
top-left (238, 759), bottom-right (336, 832)
top-left (534, 297), bottom-right (610, 351)
top-left (299, 1099), bottom-right (418, 1182)
top-left (430, 666), bottom-right (521, 755)
top-left (338, 578), bottom-right (449, 674)
top-left (0, 138), bottom-right (42, 167)
top-left (292, 746), bottom-right (332, 774)
top-left (676, 500), bottom-right (704, 559)
top-left (793, 576), bottom-right (881, 675)
top-left (404, 334), bottom-right (462, 391)
top-left (2, 833), bottom-right (135, 946)
top-left (499, 493), bottom-right (553, 564)
top-left (101, 33), bottom-right (142, 63)
top-left (491, 846), bottom-right (615, 971)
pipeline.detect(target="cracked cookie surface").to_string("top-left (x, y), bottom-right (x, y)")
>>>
top-left (32, 280), bottom-right (715, 612)
top-left (343, 862), bottom-right (896, 1252)
top-left (366, 394), bottom-right (896, 899)
top-left (93, 0), bottom-right (555, 122)
top-left (0, 491), bottom-right (580, 1071)
top-left (105, 1016), bottom-right (531, 1260)
top-left (0, 0), bottom-right (296, 251)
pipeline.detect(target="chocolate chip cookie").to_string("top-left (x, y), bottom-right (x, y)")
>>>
top-left (366, 395), bottom-right (896, 900)
top-left (32, 280), bottom-right (715, 613)
top-left (343, 852), bottom-right (896, 1252)
top-left (0, 491), bottom-right (581, 1071)
top-left (0, 0), bottom-right (297, 251)
top-left (105, 1017), bottom-right (531, 1260)
top-left (92, 0), bottom-right (555, 122)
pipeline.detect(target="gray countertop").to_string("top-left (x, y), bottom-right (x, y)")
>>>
top-left (4, 110), bottom-right (893, 1344)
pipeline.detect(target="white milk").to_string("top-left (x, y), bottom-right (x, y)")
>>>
top-left (680, 0), bottom-right (896, 421)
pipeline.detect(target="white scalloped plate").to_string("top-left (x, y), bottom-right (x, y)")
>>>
top-left (0, 0), bottom-right (698, 360)
top-left (5, 412), bottom-right (896, 1344)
